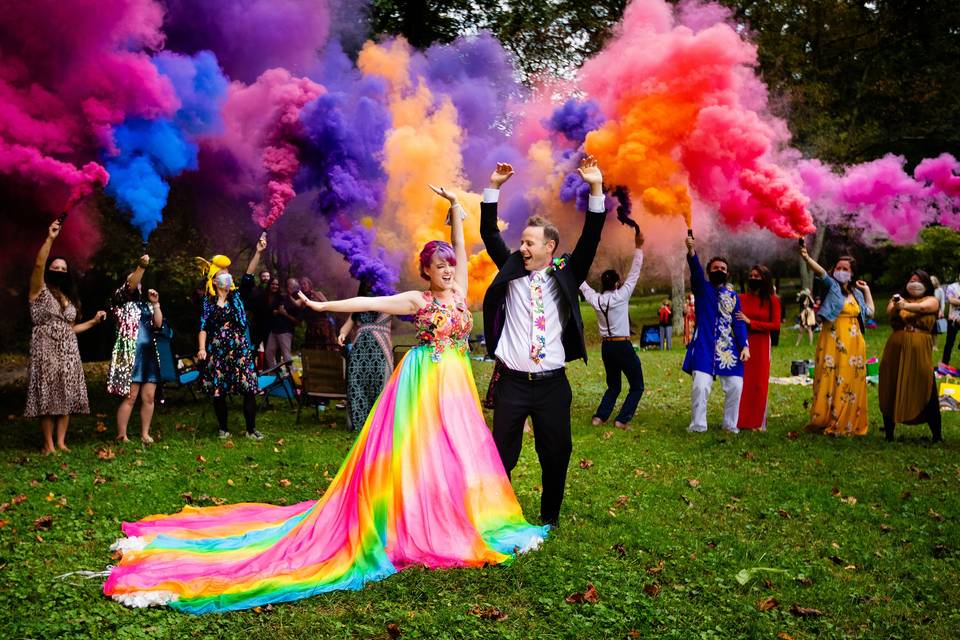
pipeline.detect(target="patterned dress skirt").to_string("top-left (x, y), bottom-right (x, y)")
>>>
top-left (347, 312), bottom-right (393, 430)
top-left (24, 288), bottom-right (89, 417)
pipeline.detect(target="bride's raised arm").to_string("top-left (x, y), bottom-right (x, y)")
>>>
top-left (429, 184), bottom-right (468, 295)
top-left (298, 289), bottom-right (423, 317)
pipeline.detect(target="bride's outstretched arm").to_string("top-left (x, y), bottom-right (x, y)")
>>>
top-left (429, 184), bottom-right (468, 294)
top-left (298, 290), bottom-right (422, 317)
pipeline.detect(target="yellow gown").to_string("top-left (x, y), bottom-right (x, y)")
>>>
top-left (807, 295), bottom-right (868, 436)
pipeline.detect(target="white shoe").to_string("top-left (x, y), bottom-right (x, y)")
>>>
top-left (687, 424), bottom-right (708, 433)
top-left (723, 425), bottom-right (740, 434)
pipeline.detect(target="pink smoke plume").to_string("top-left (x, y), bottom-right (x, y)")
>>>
top-left (575, 0), bottom-right (815, 237)
top-left (915, 153), bottom-right (960, 199)
top-left (216, 69), bottom-right (323, 229)
top-left (0, 0), bottom-right (177, 213)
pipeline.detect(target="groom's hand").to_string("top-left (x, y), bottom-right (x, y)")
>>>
top-left (577, 155), bottom-right (603, 196)
top-left (489, 163), bottom-right (514, 189)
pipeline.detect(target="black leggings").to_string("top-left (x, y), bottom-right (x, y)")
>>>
top-left (213, 394), bottom-right (257, 433)
top-left (883, 383), bottom-right (942, 442)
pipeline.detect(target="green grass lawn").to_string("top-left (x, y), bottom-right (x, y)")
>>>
top-left (1, 294), bottom-right (958, 639)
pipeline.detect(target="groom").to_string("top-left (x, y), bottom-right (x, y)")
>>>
top-left (480, 157), bottom-right (607, 526)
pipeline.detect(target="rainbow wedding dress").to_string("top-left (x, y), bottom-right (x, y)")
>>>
top-left (104, 291), bottom-right (548, 613)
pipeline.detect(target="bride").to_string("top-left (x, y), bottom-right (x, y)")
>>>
top-left (103, 175), bottom-right (548, 613)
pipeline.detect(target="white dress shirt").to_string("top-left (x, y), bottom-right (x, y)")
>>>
top-left (579, 249), bottom-right (644, 337)
top-left (484, 187), bottom-right (605, 372)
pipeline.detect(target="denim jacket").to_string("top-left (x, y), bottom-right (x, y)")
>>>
top-left (816, 273), bottom-right (871, 331)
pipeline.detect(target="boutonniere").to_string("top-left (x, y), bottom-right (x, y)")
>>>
top-left (547, 256), bottom-right (567, 274)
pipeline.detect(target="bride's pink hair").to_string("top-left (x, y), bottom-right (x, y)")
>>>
top-left (419, 240), bottom-right (457, 280)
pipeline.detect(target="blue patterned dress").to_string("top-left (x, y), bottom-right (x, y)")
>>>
top-left (200, 274), bottom-right (258, 397)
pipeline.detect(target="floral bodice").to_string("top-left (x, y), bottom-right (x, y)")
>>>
top-left (413, 291), bottom-right (473, 361)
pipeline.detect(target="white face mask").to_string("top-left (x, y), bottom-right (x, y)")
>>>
top-left (833, 270), bottom-right (852, 284)
top-left (906, 282), bottom-right (926, 297)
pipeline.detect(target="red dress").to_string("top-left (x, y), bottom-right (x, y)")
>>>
top-left (737, 293), bottom-right (781, 430)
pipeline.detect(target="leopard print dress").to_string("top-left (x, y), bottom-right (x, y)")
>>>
top-left (23, 288), bottom-right (90, 417)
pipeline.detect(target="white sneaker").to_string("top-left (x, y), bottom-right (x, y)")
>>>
top-left (723, 425), bottom-right (740, 435)
top-left (687, 424), bottom-right (708, 433)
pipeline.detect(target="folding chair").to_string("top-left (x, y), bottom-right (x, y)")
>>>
top-left (257, 359), bottom-right (296, 409)
top-left (297, 349), bottom-right (348, 424)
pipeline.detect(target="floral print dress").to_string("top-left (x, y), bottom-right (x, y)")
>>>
top-left (807, 295), bottom-right (868, 436)
top-left (200, 274), bottom-right (258, 397)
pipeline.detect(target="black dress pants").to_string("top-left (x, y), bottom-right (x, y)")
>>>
top-left (492, 369), bottom-right (572, 525)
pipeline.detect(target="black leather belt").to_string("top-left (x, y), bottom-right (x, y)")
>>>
top-left (500, 365), bottom-right (566, 381)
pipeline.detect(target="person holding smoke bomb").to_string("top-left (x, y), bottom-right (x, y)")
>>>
top-left (800, 245), bottom-right (874, 436)
top-left (25, 218), bottom-right (107, 455)
top-left (683, 233), bottom-right (749, 434)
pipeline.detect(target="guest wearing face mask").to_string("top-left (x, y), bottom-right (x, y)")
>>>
top-left (878, 271), bottom-right (942, 442)
top-left (683, 235), bottom-right (750, 434)
top-left (800, 246), bottom-right (874, 436)
top-left (735, 265), bottom-right (781, 431)
top-left (196, 234), bottom-right (268, 440)
top-left (25, 219), bottom-right (107, 454)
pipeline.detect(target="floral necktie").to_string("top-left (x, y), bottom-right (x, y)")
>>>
top-left (529, 271), bottom-right (547, 364)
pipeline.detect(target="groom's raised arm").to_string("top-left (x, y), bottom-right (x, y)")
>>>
top-left (570, 156), bottom-right (607, 284)
top-left (480, 163), bottom-right (515, 269)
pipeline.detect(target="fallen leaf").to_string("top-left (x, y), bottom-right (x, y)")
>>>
top-left (776, 633), bottom-right (796, 640)
top-left (613, 495), bottom-right (629, 508)
top-left (899, 490), bottom-right (912, 500)
top-left (611, 543), bottom-right (626, 557)
top-left (275, 438), bottom-right (285, 446)
top-left (828, 555), bottom-right (844, 565)
top-left (181, 492), bottom-right (193, 503)
top-left (879, 523), bottom-right (891, 533)
top-left (786, 431), bottom-right (798, 440)
top-left (687, 478), bottom-right (701, 488)
top-left (94, 421), bottom-right (107, 433)
top-left (844, 496), bottom-right (857, 506)
top-left (0, 503), bottom-right (8, 513)
top-left (12, 494), bottom-right (27, 505)
top-left (226, 479), bottom-right (234, 487)
top-left (762, 578), bottom-right (775, 589)
top-left (223, 440), bottom-right (235, 449)
top-left (29, 479), bottom-right (40, 488)
top-left (468, 605), bottom-right (508, 621)
top-left (743, 451), bottom-right (755, 460)
top-left (579, 459), bottom-right (594, 469)
top-left (634, 468), bottom-right (648, 478)
top-left (646, 560), bottom-right (664, 574)
top-left (278, 479), bottom-right (291, 487)
top-left (795, 576), bottom-right (813, 587)
top-left (627, 631), bottom-right (641, 639)
top-left (386, 623), bottom-right (402, 638)
top-left (777, 508), bottom-right (791, 519)
top-left (210, 497), bottom-right (227, 506)
top-left (95, 446), bottom-right (116, 460)
top-left (757, 596), bottom-right (778, 611)
top-left (907, 464), bottom-right (930, 480)
top-left (831, 486), bottom-right (841, 497)
top-left (642, 583), bottom-right (661, 597)
top-left (844, 564), bottom-right (857, 571)
top-left (33, 515), bottom-right (53, 530)
top-left (565, 584), bottom-right (599, 604)
top-left (196, 455), bottom-right (207, 463)
top-left (928, 508), bottom-right (944, 522)
top-left (0, 519), bottom-right (7, 528)
top-left (602, 430), bottom-right (613, 440)
top-left (790, 604), bottom-right (822, 617)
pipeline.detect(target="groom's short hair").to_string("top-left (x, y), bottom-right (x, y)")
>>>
top-left (525, 216), bottom-right (560, 252)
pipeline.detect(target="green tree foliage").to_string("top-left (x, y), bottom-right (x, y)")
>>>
top-left (877, 225), bottom-right (960, 289)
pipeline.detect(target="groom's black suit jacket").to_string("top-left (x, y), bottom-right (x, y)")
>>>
top-left (480, 199), bottom-right (607, 364)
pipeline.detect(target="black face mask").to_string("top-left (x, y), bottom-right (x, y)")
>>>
top-left (708, 270), bottom-right (728, 286)
top-left (747, 279), bottom-right (762, 291)
top-left (46, 270), bottom-right (70, 292)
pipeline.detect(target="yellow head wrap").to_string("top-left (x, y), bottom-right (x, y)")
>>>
top-left (196, 255), bottom-right (236, 296)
